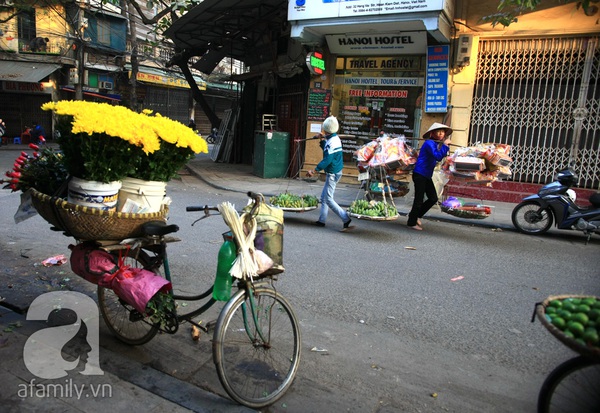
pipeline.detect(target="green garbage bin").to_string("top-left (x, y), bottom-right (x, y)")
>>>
top-left (253, 131), bottom-right (290, 178)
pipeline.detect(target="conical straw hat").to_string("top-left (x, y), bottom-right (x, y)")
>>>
top-left (422, 122), bottom-right (453, 138)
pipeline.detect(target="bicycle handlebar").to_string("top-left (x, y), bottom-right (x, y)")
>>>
top-left (186, 205), bottom-right (219, 212)
top-left (186, 192), bottom-right (264, 214)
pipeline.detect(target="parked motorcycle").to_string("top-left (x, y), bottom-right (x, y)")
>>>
top-left (206, 128), bottom-right (218, 144)
top-left (511, 169), bottom-right (600, 242)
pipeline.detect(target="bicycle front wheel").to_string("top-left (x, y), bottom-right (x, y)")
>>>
top-left (537, 355), bottom-right (600, 413)
top-left (213, 286), bottom-right (301, 408)
top-left (98, 249), bottom-right (159, 345)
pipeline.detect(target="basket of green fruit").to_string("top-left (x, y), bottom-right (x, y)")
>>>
top-left (269, 192), bottom-right (319, 212)
top-left (535, 295), bottom-right (600, 360)
top-left (348, 199), bottom-right (398, 221)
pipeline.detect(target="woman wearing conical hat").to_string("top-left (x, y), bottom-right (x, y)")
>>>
top-left (407, 123), bottom-right (452, 230)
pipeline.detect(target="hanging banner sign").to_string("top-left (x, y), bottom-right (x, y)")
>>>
top-left (326, 32), bottom-right (426, 55)
top-left (424, 44), bottom-right (448, 113)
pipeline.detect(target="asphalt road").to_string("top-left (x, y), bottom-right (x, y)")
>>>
top-left (1, 150), bottom-right (599, 412)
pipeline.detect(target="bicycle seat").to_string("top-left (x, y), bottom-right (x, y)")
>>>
top-left (142, 220), bottom-right (180, 236)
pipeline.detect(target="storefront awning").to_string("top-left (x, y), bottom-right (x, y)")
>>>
top-left (165, 0), bottom-right (288, 66)
top-left (0, 61), bottom-right (61, 83)
top-left (60, 86), bottom-right (121, 101)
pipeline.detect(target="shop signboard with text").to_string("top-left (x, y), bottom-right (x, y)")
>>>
top-left (326, 32), bottom-right (426, 55)
top-left (333, 56), bottom-right (425, 161)
top-left (289, 0), bottom-right (449, 20)
top-left (424, 45), bottom-right (449, 113)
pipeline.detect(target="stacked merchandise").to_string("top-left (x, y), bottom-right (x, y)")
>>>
top-left (442, 143), bottom-right (512, 184)
top-left (354, 135), bottom-right (418, 175)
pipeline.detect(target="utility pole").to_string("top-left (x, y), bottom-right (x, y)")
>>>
top-left (75, 10), bottom-right (88, 101)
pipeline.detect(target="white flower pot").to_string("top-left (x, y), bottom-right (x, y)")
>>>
top-left (68, 177), bottom-right (122, 211)
top-left (117, 177), bottom-right (167, 213)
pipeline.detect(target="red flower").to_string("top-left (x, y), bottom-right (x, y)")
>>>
top-left (29, 143), bottom-right (39, 150)
top-left (39, 136), bottom-right (46, 143)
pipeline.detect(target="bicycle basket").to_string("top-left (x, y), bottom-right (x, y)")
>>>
top-left (30, 188), bottom-right (169, 241)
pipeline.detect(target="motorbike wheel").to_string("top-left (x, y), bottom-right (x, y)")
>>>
top-left (512, 201), bottom-right (554, 235)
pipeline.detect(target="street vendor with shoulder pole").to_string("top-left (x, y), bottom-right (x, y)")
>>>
top-left (407, 122), bottom-right (452, 231)
top-left (307, 116), bottom-right (354, 231)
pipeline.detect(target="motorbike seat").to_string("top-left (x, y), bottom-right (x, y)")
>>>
top-left (589, 192), bottom-right (600, 208)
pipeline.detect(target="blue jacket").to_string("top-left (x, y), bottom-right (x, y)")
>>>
top-left (315, 133), bottom-right (344, 174)
top-left (413, 139), bottom-right (449, 178)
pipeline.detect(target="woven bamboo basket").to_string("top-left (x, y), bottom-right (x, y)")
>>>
top-left (441, 205), bottom-right (491, 220)
top-left (30, 188), bottom-right (168, 241)
top-left (535, 295), bottom-right (600, 360)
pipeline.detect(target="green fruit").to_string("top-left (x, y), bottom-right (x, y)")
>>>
top-left (549, 299), bottom-right (563, 308)
top-left (563, 330), bottom-right (575, 339)
top-left (576, 304), bottom-right (591, 313)
top-left (551, 317), bottom-right (566, 329)
top-left (583, 329), bottom-right (599, 344)
top-left (582, 298), bottom-right (596, 306)
top-left (588, 308), bottom-right (600, 318)
top-left (545, 306), bottom-right (557, 314)
top-left (568, 321), bottom-right (585, 337)
top-left (571, 312), bottom-right (589, 325)
top-left (557, 309), bottom-right (572, 320)
top-left (562, 302), bottom-right (577, 312)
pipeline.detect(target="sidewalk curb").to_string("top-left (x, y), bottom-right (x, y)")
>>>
top-left (184, 164), bottom-right (517, 232)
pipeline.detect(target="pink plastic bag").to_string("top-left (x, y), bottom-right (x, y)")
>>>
top-left (104, 266), bottom-right (172, 314)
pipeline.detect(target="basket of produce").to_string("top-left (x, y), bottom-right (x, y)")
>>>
top-left (348, 199), bottom-right (398, 221)
top-left (440, 197), bottom-right (492, 220)
top-left (535, 295), bottom-right (600, 360)
top-left (269, 192), bottom-right (318, 212)
top-left (30, 188), bottom-right (168, 241)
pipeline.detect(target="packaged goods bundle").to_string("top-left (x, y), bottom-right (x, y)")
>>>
top-left (443, 143), bottom-right (513, 184)
top-left (354, 135), bottom-right (417, 171)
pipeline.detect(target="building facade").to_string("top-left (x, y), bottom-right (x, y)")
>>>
top-left (289, 0), bottom-right (600, 198)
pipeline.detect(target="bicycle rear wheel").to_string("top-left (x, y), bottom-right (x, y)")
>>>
top-left (97, 249), bottom-right (159, 345)
top-left (213, 286), bottom-right (301, 408)
top-left (537, 355), bottom-right (600, 413)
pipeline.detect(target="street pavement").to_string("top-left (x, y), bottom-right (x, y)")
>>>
top-left (0, 143), bottom-right (518, 412)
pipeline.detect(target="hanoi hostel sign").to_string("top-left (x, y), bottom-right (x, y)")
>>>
top-left (289, 0), bottom-right (448, 20)
top-left (326, 32), bottom-right (426, 55)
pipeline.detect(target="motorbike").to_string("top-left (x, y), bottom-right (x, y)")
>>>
top-left (511, 169), bottom-right (600, 243)
top-left (206, 127), bottom-right (218, 144)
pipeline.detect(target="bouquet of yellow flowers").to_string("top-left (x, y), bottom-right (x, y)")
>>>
top-left (42, 101), bottom-right (208, 183)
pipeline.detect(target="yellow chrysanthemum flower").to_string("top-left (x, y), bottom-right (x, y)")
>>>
top-left (42, 101), bottom-right (208, 155)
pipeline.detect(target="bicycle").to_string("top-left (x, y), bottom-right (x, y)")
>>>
top-left (95, 191), bottom-right (301, 409)
top-left (533, 295), bottom-right (600, 413)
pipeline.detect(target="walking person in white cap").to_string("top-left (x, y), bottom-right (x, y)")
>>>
top-left (307, 115), bottom-right (354, 231)
top-left (407, 122), bottom-right (452, 230)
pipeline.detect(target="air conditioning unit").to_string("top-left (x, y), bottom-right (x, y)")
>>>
top-left (98, 81), bottom-right (113, 90)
